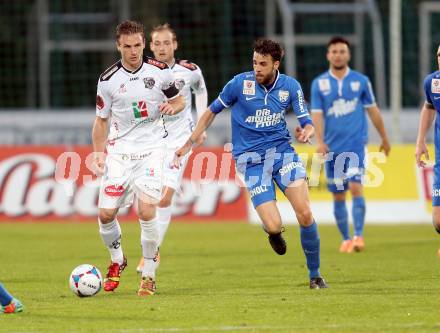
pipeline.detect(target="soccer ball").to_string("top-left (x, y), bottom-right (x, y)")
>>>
top-left (69, 264), bottom-right (102, 297)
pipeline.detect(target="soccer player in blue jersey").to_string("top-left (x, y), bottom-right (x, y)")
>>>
top-left (175, 38), bottom-right (327, 289)
top-left (416, 45), bottom-right (440, 248)
top-left (310, 36), bottom-right (390, 253)
top-left (0, 282), bottom-right (23, 314)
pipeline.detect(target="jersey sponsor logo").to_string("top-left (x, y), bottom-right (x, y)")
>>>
top-left (104, 185), bottom-right (125, 197)
top-left (296, 90), bottom-right (305, 113)
top-left (328, 98), bottom-right (358, 118)
top-left (175, 78), bottom-right (185, 90)
top-left (245, 108), bottom-right (282, 128)
top-left (130, 77), bottom-right (139, 81)
top-left (432, 79), bottom-right (440, 94)
top-left (433, 189), bottom-right (440, 197)
top-left (249, 185), bottom-right (268, 198)
top-left (318, 78), bottom-right (330, 93)
top-left (279, 90), bottom-right (289, 102)
top-left (243, 80), bottom-right (255, 95)
top-left (132, 101), bottom-right (149, 118)
top-left (350, 81), bottom-right (360, 92)
top-left (279, 161), bottom-right (304, 176)
top-left (143, 77), bottom-right (155, 89)
top-left (96, 95), bottom-right (104, 110)
top-left (146, 167), bottom-right (155, 177)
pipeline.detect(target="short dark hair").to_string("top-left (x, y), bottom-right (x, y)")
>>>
top-left (116, 20), bottom-right (145, 41)
top-left (253, 38), bottom-right (284, 62)
top-left (150, 23), bottom-right (177, 42)
top-left (327, 36), bottom-right (350, 49)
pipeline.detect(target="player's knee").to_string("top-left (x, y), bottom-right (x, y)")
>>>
top-left (98, 209), bottom-right (117, 224)
top-left (296, 209), bottom-right (313, 226)
top-left (158, 196), bottom-right (172, 208)
top-left (138, 208), bottom-right (156, 221)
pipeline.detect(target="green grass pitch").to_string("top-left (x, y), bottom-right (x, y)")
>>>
top-left (1, 222), bottom-right (439, 333)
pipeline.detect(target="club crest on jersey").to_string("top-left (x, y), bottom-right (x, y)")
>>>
top-left (350, 81), bottom-right (360, 92)
top-left (318, 78), bottom-right (330, 93)
top-left (432, 79), bottom-right (440, 94)
top-left (132, 100), bottom-right (149, 118)
top-left (243, 80), bottom-right (255, 95)
top-left (279, 90), bottom-right (289, 102)
top-left (143, 77), bottom-right (155, 89)
top-left (118, 84), bottom-right (127, 94)
top-left (175, 78), bottom-right (185, 90)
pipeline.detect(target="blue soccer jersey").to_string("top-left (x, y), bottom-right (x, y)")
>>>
top-left (310, 68), bottom-right (376, 153)
top-left (210, 70), bottom-right (312, 159)
top-left (423, 71), bottom-right (440, 206)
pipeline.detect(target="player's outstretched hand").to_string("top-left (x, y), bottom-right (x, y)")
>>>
top-left (195, 131), bottom-right (207, 146)
top-left (415, 142), bottom-right (429, 168)
top-left (295, 124), bottom-right (314, 144)
top-left (92, 152), bottom-right (106, 176)
top-left (174, 140), bottom-right (193, 168)
top-left (159, 102), bottom-right (176, 115)
top-left (379, 138), bottom-right (391, 156)
top-left (316, 142), bottom-right (329, 156)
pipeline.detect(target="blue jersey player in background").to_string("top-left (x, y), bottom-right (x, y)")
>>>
top-left (311, 37), bottom-right (390, 254)
top-left (176, 38), bottom-right (327, 289)
top-left (416, 44), bottom-right (440, 255)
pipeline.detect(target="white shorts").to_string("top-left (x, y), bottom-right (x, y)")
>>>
top-left (162, 148), bottom-right (190, 190)
top-left (98, 149), bottom-right (165, 209)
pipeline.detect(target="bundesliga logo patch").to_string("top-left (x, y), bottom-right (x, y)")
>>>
top-left (432, 79), bottom-right (440, 94)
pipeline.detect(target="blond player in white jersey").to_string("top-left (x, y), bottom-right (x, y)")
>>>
top-left (136, 23), bottom-right (208, 272)
top-left (92, 20), bottom-right (185, 296)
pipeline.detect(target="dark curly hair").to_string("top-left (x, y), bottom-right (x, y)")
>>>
top-left (253, 38), bottom-right (284, 62)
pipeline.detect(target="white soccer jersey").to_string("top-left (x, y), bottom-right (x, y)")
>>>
top-left (96, 56), bottom-right (179, 154)
top-left (161, 59), bottom-right (207, 148)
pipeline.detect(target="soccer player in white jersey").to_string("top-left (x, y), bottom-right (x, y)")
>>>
top-left (136, 23), bottom-right (208, 272)
top-left (92, 20), bottom-right (185, 296)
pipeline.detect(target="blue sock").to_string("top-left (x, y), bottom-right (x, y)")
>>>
top-left (300, 222), bottom-right (320, 279)
top-left (334, 200), bottom-right (350, 240)
top-left (0, 282), bottom-right (13, 306)
top-left (352, 196), bottom-right (366, 236)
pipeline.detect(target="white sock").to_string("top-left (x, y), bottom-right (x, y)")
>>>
top-left (157, 206), bottom-right (172, 246)
top-left (99, 218), bottom-right (124, 265)
top-left (140, 218), bottom-right (159, 279)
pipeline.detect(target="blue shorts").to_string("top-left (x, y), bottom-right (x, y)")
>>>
top-left (433, 163), bottom-right (440, 206)
top-left (325, 148), bottom-right (365, 193)
top-left (235, 143), bottom-right (307, 208)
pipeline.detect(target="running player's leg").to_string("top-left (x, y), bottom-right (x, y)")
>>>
top-left (97, 155), bottom-right (132, 292)
top-left (0, 283), bottom-right (23, 314)
top-left (347, 148), bottom-right (366, 252)
top-left (240, 161), bottom-right (286, 255)
top-left (274, 146), bottom-right (327, 288)
top-left (326, 156), bottom-right (351, 250)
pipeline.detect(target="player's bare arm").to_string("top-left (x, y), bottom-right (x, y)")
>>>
top-left (175, 108), bottom-right (216, 161)
top-left (415, 102), bottom-right (436, 167)
top-left (159, 94), bottom-right (185, 115)
top-left (195, 88), bottom-right (208, 145)
top-left (92, 116), bottom-right (108, 175)
top-left (366, 105), bottom-right (391, 156)
top-left (311, 112), bottom-right (329, 154)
